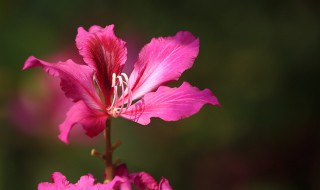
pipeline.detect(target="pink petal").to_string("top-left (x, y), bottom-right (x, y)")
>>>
top-left (38, 183), bottom-right (55, 190)
top-left (121, 82), bottom-right (219, 125)
top-left (114, 164), bottom-right (132, 190)
top-left (159, 178), bottom-right (173, 190)
top-left (127, 31), bottom-right (199, 101)
top-left (51, 172), bottom-right (69, 185)
top-left (76, 25), bottom-right (127, 101)
top-left (23, 56), bottom-right (104, 111)
top-left (38, 172), bottom-right (126, 190)
top-left (96, 176), bottom-right (127, 190)
top-left (129, 172), bottom-right (159, 190)
top-left (38, 172), bottom-right (70, 190)
top-left (58, 101), bottom-right (108, 144)
top-left (114, 164), bottom-right (130, 177)
top-left (76, 174), bottom-right (95, 188)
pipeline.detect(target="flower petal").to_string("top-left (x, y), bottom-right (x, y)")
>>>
top-left (114, 164), bottom-right (132, 190)
top-left (38, 183), bottom-right (54, 190)
top-left (51, 172), bottom-right (69, 185)
top-left (159, 178), bottom-right (173, 190)
top-left (38, 172), bottom-right (126, 190)
top-left (76, 25), bottom-right (127, 101)
top-left (23, 56), bottom-right (104, 110)
top-left (129, 172), bottom-right (159, 190)
top-left (121, 82), bottom-right (219, 125)
top-left (38, 172), bottom-right (70, 190)
top-left (76, 174), bottom-right (95, 188)
top-left (115, 164), bottom-right (130, 177)
top-left (96, 176), bottom-right (127, 190)
top-left (58, 101), bottom-right (108, 144)
top-left (127, 31), bottom-right (199, 101)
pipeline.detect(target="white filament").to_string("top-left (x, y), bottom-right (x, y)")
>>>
top-left (107, 73), bottom-right (132, 117)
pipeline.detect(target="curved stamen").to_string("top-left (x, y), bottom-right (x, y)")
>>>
top-left (121, 73), bottom-right (129, 83)
top-left (108, 86), bottom-right (118, 111)
top-left (107, 73), bottom-right (133, 117)
top-left (117, 75), bottom-right (125, 115)
top-left (116, 75), bottom-right (123, 87)
top-left (121, 73), bottom-right (132, 110)
top-left (111, 73), bottom-right (116, 87)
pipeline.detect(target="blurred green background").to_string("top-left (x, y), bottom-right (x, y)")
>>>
top-left (1, 0), bottom-right (320, 189)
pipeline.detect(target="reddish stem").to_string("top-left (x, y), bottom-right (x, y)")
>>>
top-left (104, 119), bottom-right (114, 182)
top-left (91, 119), bottom-right (122, 183)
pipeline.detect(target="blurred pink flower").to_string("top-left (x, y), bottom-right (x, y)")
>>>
top-left (10, 47), bottom-right (98, 143)
top-left (9, 72), bottom-right (72, 136)
top-left (114, 164), bottom-right (172, 190)
top-left (23, 24), bottom-right (219, 144)
top-left (39, 164), bottom-right (172, 190)
top-left (38, 172), bottom-right (125, 190)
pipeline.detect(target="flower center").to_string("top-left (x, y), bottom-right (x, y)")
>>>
top-left (107, 73), bottom-right (132, 117)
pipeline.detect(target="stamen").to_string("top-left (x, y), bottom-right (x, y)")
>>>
top-left (121, 73), bottom-right (129, 82)
top-left (108, 86), bottom-right (118, 111)
top-left (107, 73), bottom-right (133, 117)
top-left (116, 76), bottom-right (123, 87)
top-left (121, 73), bottom-right (132, 110)
top-left (118, 76), bottom-right (125, 114)
top-left (111, 73), bottom-right (116, 87)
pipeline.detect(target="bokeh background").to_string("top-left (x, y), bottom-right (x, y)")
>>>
top-left (1, 0), bottom-right (320, 189)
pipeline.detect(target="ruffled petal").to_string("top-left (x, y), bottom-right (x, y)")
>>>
top-left (51, 172), bottom-right (69, 186)
top-left (76, 25), bottom-right (127, 101)
top-left (129, 172), bottom-right (159, 190)
top-left (121, 82), bottom-right (219, 125)
top-left (38, 172), bottom-right (126, 190)
top-left (96, 176), bottom-right (127, 190)
top-left (159, 178), bottom-right (173, 190)
top-left (114, 164), bottom-right (132, 190)
top-left (58, 101), bottom-right (108, 144)
top-left (127, 31), bottom-right (199, 101)
top-left (23, 56), bottom-right (104, 110)
top-left (38, 172), bottom-right (70, 190)
top-left (76, 174), bottom-right (95, 188)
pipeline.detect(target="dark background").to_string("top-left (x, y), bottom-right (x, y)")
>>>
top-left (0, 0), bottom-right (319, 189)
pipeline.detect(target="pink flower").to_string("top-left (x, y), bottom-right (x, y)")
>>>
top-left (114, 164), bottom-right (172, 190)
top-left (9, 72), bottom-right (73, 136)
top-left (10, 47), bottom-right (101, 144)
top-left (23, 24), bottom-right (219, 143)
top-left (38, 172), bottom-right (125, 190)
top-left (38, 164), bottom-right (172, 190)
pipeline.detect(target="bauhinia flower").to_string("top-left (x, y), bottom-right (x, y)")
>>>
top-left (9, 72), bottom-right (73, 137)
top-left (11, 48), bottom-right (99, 144)
top-left (38, 172), bottom-right (124, 190)
top-left (23, 24), bottom-right (220, 144)
top-left (38, 164), bottom-right (172, 190)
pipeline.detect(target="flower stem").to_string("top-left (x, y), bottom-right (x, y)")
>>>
top-left (104, 119), bottom-right (114, 182)
top-left (91, 119), bottom-right (122, 183)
